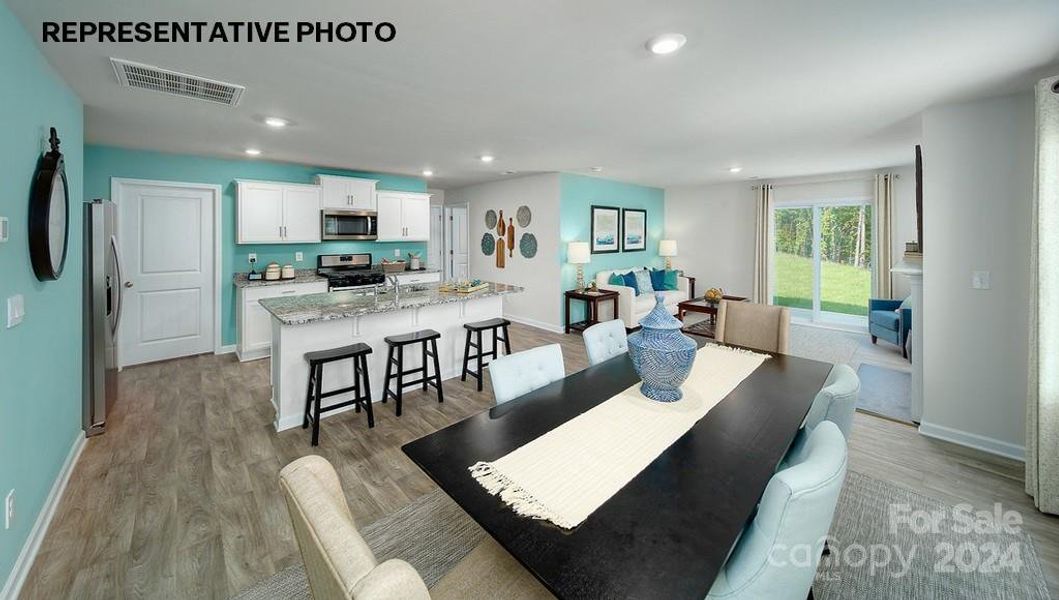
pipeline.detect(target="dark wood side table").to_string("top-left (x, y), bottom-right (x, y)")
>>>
top-left (685, 276), bottom-right (696, 299)
top-left (677, 294), bottom-right (748, 338)
top-left (564, 289), bottom-right (619, 334)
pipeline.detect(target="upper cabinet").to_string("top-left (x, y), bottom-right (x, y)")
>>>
top-left (376, 191), bottom-right (432, 241)
top-left (316, 175), bottom-right (378, 210)
top-left (237, 180), bottom-right (321, 244)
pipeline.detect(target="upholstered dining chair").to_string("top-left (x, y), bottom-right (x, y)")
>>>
top-left (801, 364), bottom-right (860, 440)
top-left (706, 421), bottom-right (847, 600)
top-left (583, 319), bottom-right (629, 366)
top-left (279, 456), bottom-right (554, 600)
top-left (715, 301), bottom-right (791, 354)
top-left (488, 344), bottom-right (565, 405)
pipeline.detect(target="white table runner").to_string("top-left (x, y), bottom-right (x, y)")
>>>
top-left (469, 344), bottom-right (769, 529)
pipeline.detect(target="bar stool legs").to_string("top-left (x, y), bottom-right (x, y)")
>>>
top-left (302, 343), bottom-right (374, 447)
top-left (384, 330), bottom-right (444, 417)
top-left (461, 319), bottom-right (512, 392)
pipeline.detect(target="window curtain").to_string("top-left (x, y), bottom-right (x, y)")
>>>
top-left (1027, 75), bottom-right (1059, 515)
top-left (752, 184), bottom-right (773, 304)
top-left (873, 173), bottom-right (895, 299)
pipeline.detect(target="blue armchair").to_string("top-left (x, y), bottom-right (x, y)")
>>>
top-left (869, 297), bottom-right (911, 359)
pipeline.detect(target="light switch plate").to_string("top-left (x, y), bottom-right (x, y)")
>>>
top-left (6, 294), bottom-right (24, 328)
top-left (295, 252), bottom-right (303, 262)
top-left (394, 248), bottom-right (401, 257)
top-left (972, 271), bottom-right (991, 290)
top-left (5, 490), bottom-right (14, 530)
top-left (0, 216), bottom-right (8, 242)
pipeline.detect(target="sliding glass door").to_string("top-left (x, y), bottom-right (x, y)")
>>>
top-left (773, 201), bottom-right (871, 323)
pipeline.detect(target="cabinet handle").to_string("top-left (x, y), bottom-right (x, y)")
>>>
top-left (279, 225), bottom-right (283, 238)
top-left (281, 290), bottom-right (296, 294)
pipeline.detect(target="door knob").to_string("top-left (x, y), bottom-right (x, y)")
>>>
top-left (124, 281), bottom-right (134, 288)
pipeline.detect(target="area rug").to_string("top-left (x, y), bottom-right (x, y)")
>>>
top-left (816, 471), bottom-right (1051, 599)
top-left (233, 473), bottom-right (1050, 600)
top-left (856, 363), bottom-right (913, 423)
top-left (788, 323), bottom-right (861, 365)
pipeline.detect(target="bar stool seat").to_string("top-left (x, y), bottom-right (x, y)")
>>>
top-left (383, 329), bottom-right (444, 416)
top-left (462, 318), bottom-right (512, 392)
top-left (303, 342), bottom-right (373, 447)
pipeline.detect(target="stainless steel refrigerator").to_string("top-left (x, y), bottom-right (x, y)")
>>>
top-left (82, 199), bottom-right (123, 436)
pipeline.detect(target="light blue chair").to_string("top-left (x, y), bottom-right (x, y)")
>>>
top-left (801, 364), bottom-right (860, 440)
top-left (488, 344), bottom-right (565, 405)
top-left (707, 421), bottom-right (847, 600)
top-left (583, 319), bottom-right (629, 366)
top-left (869, 297), bottom-right (911, 359)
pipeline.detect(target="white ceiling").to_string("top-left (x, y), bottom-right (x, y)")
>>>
top-left (9, 0), bottom-right (1059, 189)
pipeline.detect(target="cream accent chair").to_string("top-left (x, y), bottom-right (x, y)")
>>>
top-left (715, 301), bottom-right (790, 354)
top-left (279, 455), bottom-right (554, 600)
top-left (595, 268), bottom-right (690, 329)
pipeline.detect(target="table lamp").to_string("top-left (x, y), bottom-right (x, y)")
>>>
top-left (659, 239), bottom-right (678, 270)
top-left (568, 242), bottom-right (591, 292)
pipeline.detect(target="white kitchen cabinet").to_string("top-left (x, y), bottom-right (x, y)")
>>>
top-left (376, 191), bottom-right (432, 242)
top-left (316, 175), bottom-right (378, 210)
top-left (237, 180), bottom-right (322, 244)
top-left (237, 281), bottom-right (329, 361)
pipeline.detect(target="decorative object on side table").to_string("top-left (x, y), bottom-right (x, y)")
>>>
top-left (621, 208), bottom-right (647, 252)
top-left (627, 293), bottom-right (698, 402)
top-left (658, 239), bottom-right (677, 269)
top-left (704, 287), bottom-right (724, 304)
top-left (568, 241), bottom-right (591, 292)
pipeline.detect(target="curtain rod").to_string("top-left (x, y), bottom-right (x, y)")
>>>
top-left (750, 173), bottom-right (900, 190)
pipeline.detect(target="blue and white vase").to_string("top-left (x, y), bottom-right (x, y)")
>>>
top-left (627, 293), bottom-right (698, 402)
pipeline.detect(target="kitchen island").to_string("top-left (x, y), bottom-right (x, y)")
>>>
top-left (259, 282), bottom-right (524, 431)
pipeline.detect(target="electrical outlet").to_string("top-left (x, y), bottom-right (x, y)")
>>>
top-left (972, 270), bottom-right (991, 290)
top-left (295, 252), bottom-right (303, 262)
top-left (394, 248), bottom-right (401, 258)
top-left (248, 253), bottom-right (257, 263)
top-left (0, 216), bottom-right (8, 242)
top-left (5, 490), bottom-right (14, 530)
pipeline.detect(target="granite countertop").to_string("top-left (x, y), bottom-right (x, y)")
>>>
top-left (233, 269), bottom-right (326, 288)
top-left (259, 282), bottom-right (524, 325)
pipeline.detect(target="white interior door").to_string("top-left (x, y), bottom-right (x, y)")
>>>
top-left (446, 205), bottom-right (469, 280)
top-left (428, 205), bottom-right (444, 269)
top-left (117, 180), bottom-right (216, 366)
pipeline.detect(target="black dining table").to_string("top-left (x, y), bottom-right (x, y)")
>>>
top-left (402, 341), bottom-right (834, 599)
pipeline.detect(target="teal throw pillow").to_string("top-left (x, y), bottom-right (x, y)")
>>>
top-left (621, 271), bottom-right (639, 295)
top-left (608, 273), bottom-right (624, 286)
top-left (663, 269), bottom-right (680, 291)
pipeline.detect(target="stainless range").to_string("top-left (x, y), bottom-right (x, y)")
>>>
top-left (318, 253), bottom-right (386, 292)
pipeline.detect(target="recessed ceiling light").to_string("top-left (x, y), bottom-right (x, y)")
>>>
top-left (590, 166), bottom-right (604, 172)
top-left (422, 169), bottom-right (434, 177)
top-left (729, 166), bottom-right (743, 173)
top-left (646, 33), bottom-right (687, 55)
top-left (244, 148), bottom-right (262, 156)
top-left (479, 155), bottom-right (495, 163)
top-left (264, 117), bottom-right (289, 128)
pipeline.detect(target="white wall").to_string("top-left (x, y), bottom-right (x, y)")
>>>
top-left (920, 92), bottom-right (1035, 457)
top-left (664, 167), bottom-right (918, 299)
top-left (446, 173), bottom-right (562, 330)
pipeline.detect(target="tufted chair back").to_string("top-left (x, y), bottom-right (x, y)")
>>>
top-left (583, 319), bottom-right (629, 366)
top-left (279, 456), bottom-right (430, 600)
top-left (488, 344), bottom-right (565, 404)
top-left (707, 421), bottom-right (847, 600)
top-left (801, 364), bottom-right (860, 440)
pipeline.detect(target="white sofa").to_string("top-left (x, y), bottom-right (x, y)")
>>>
top-left (595, 268), bottom-right (690, 329)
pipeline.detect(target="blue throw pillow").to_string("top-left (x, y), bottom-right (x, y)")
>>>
top-left (621, 271), bottom-right (639, 295)
top-left (663, 270), bottom-right (680, 291)
top-left (634, 269), bottom-right (655, 295)
top-left (650, 269), bottom-right (666, 290)
top-left (608, 273), bottom-right (624, 286)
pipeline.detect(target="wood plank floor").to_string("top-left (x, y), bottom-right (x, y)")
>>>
top-left (18, 323), bottom-right (1059, 598)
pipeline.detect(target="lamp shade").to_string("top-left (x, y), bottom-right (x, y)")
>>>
top-left (567, 242), bottom-right (591, 264)
top-left (659, 239), bottom-right (678, 257)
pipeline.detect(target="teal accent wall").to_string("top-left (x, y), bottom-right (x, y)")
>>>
top-left (558, 173), bottom-right (665, 323)
top-left (0, 3), bottom-right (85, 589)
top-left (83, 145), bottom-right (429, 346)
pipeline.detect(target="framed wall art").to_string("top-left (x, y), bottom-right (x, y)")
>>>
top-left (590, 205), bottom-right (620, 254)
top-left (621, 208), bottom-right (647, 252)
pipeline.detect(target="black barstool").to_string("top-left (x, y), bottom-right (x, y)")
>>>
top-left (303, 342), bottom-right (374, 447)
top-left (382, 329), bottom-right (444, 416)
top-left (461, 318), bottom-right (512, 391)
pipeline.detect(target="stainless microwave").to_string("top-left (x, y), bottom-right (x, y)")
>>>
top-left (321, 209), bottom-right (377, 240)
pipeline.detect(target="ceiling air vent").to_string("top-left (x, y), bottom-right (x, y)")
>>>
top-left (110, 58), bottom-right (245, 107)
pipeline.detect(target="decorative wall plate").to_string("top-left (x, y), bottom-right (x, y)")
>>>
top-left (519, 233), bottom-right (538, 258)
top-left (516, 205), bottom-right (532, 227)
top-left (485, 209), bottom-right (498, 230)
top-left (481, 233), bottom-right (496, 256)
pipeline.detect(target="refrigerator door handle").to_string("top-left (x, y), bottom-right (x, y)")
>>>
top-left (110, 234), bottom-right (124, 335)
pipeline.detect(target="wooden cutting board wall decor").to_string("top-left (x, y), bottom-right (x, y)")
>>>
top-left (496, 237), bottom-right (506, 268)
top-left (507, 218), bottom-right (515, 257)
